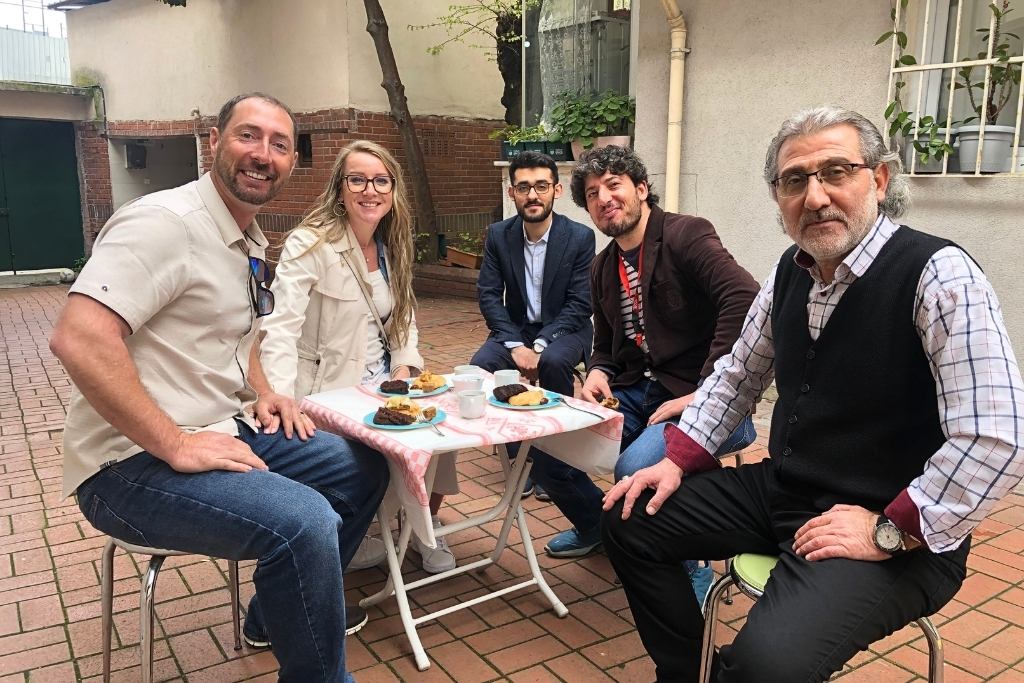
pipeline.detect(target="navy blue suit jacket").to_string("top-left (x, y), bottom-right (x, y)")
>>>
top-left (476, 213), bottom-right (595, 357)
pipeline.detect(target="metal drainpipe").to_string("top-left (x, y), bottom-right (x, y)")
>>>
top-left (659, 0), bottom-right (688, 213)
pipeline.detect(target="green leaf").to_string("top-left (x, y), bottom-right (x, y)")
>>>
top-left (897, 32), bottom-right (908, 49)
top-left (875, 31), bottom-right (894, 45)
top-left (899, 54), bottom-right (917, 65)
top-left (884, 101), bottom-right (898, 119)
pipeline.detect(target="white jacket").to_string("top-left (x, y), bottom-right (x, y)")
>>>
top-left (260, 224), bottom-right (424, 399)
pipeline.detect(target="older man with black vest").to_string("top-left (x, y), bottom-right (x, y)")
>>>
top-left (601, 106), bottom-right (1024, 683)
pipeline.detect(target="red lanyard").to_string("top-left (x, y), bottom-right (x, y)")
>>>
top-left (617, 246), bottom-right (645, 348)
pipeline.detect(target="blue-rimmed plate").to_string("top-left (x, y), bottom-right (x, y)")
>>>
top-left (363, 409), bottom-right (447, 430)
top-left (487, 390), bottom-right (562, 410)
top-left (376, 380), bottom-right (450, 398)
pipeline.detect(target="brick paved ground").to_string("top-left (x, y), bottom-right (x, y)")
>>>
top-left (1, 285), bottom-right (1022, 682)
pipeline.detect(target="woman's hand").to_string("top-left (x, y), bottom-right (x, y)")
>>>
top-left (391, 366), bottom-right (412, 380)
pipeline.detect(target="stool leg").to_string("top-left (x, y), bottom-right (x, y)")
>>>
top-left (229, 560), bottom-right (241, 651)
top-left (700, 573), bottom-right (736, 683)
top-left (139, 555), bottom-right (165, 683)
top-left (101, 539), bottom-right (116, 683)
top-left (916, 617), bottom-right (944, 683)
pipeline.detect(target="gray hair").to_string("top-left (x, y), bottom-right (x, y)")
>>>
top-left (763, 106), bottom-right (910, 218)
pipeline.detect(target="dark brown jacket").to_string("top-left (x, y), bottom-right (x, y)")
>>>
top-left (589, 206), bottom-right (759, 397)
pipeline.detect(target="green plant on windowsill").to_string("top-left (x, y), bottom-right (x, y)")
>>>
top-left (489, 123), bottom-right (548, 145)
top-left (876, 0), bottom-right (956, 165)
top-left (550, 89), bottom-right (636, 149)
top-left (955, 0), bottom-right (1021, 127)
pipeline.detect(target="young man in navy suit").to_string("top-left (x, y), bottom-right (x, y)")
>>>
top-left (470, 151), bottom-right (596, 504)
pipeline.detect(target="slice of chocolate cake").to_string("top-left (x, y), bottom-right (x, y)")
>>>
top-left (493, 383), bottom-right (529, 403)
top-left (379, 379), bottom-right (410, 394)
top-left (373, 406), bottom-right (416, 425)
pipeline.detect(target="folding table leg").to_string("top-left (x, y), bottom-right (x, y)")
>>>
top-left (488, 442), bottom-right (532, 563)
top-left (359, 497), bottom-right (431, 671)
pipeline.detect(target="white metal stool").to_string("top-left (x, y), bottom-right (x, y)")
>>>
top-left (699, 553), bottom-right (944, 682)
top-left (100, 537), bottom-right (242, 683)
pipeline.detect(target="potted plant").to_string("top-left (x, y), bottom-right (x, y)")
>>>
top-left (490, 123), bottom-right (549, 160)
top-left (443, 231), bottom-right (484, 269)
top-left (954, 0), bottom-right (1020, 172)
top-left (877, 7), bottom-right (959, 173)
top-left (550, 89), bottom-right (636, 159)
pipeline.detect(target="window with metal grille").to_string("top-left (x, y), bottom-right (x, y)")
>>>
top-left (882, 0), bottom-right (1022, 175)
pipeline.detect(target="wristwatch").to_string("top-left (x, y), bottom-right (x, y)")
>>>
top-left (533, 342), bottom-right (545, 354)
top-left (873, 514), bottom-right (906, 555)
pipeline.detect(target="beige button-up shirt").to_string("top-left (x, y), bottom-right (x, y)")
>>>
top-left (62, 173), bottom-right (262, 497)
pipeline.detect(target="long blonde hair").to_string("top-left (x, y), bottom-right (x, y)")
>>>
top-left (290, 140), bottom-right (417, 346)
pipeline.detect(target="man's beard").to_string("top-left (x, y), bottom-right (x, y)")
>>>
top-left (214, 151), bottom-right (282, 206)
top-left (599, 198), bottom-right (642, 238)
top-left (520, 199), bottom-right (554, 224)
top-left (782, 193), bottom-right (879, 263)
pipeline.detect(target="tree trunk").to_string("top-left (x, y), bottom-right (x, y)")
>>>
top-left (363, 0), bottom-right (440, 261)
top-left (496, 11), bottom-right (522, 125)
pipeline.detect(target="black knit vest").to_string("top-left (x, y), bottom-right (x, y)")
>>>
top-left (768, 226), bottom-right (951, 511)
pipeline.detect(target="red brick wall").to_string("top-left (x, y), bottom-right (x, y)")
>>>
top-left (74, 122), bottom-right (113, 251)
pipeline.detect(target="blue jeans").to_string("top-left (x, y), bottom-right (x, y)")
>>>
top-left (615, 414), bottom-right (757, 480)
top-left (75, 421), bottom-right (387, 683)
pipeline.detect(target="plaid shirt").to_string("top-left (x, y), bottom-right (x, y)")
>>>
top-left (667, 215), bottom-right (1024, 553)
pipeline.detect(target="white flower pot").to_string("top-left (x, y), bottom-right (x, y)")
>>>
top-left (957, 125), bottom-right (1014, 173)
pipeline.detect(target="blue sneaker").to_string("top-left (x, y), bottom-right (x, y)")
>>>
top-left (534, 483), bottom-right (551, 502)
top-left (687, 560), bottom-right (714, 606)
top-left (544, 526), bottom-right (602, 558)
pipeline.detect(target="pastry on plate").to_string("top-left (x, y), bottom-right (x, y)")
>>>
top-left (373, 406), bottom-right (416, 426)
top-left (600, 396), bottom-right (620, 410)
top-left (508, 390), bottom-right (548, 407)
top-left (422, 406), bottom-right (438, 421)
top-left (384, 396), bottom-right (421, 418)
top-left (410, 370), bottom-right (445, 392)
top-left (379, 379), bottom-right (409, 394)
top-left (493, 383), bottom-right (529, 403)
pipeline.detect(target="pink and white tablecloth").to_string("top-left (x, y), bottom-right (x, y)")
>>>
top-left (300, 374), bottom-right (623, 545)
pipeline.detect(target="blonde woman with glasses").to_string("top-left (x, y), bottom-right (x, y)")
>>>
top-left (260, 140), bottom-right (459, 576)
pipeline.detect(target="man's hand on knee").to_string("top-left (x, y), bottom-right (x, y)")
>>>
top-left (602, 458), bottom-right (683, 520)
top-left (793, 504), bottom-right (889, 562)
top-left (167, 431), bottom-right (268, 474)
top-left (510, 346), bottom-right (540, 380)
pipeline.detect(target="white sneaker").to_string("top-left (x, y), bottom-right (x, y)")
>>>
top-left (346, 534), bottom-right (387, 572)
top-left (411, 515), bottom-right (457, 574)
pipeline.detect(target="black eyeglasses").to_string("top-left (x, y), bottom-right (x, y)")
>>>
top-left (342, 174), bottom-right (395, 193)
top-left (249, 256), bottom-right (274, 317)
top-left (513, 181), bottom-right (553, 196)
top-left (771, 163), bottom-right (875, 198)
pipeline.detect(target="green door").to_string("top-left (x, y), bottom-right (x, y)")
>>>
top-left (0, 118), bottom-right (84, 272)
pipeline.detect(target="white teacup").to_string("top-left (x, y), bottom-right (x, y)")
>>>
top-left (493, 369), bottom-right (521, 387)
top-left (458, 389), bottom-right (486, 419)
top-left (452, 373), bottom-right (484, 394)
top-left (454, 364), bottom-right (484, 376)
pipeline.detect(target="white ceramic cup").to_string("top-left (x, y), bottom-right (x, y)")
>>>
top-left (454, 364), bottom-right (484, 376)
top-left (493, 369), bottom-right (521, 387)
top-left (452, 373), bottom-right (484, 394)
top-left (458, 389), bottom-right (487, 419)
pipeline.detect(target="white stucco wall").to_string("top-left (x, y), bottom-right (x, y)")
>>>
top-left (635, 0), bottom-right (1024, 351)
top-left (66, 0), bottom-right (503, 121)
top-left (66, 0), bottom-right (349, 120)
top-left (109, 136), bottom-right (198, 210)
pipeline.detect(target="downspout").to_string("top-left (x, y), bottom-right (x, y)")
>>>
top-left (659, 0), bottom-right (688, 213)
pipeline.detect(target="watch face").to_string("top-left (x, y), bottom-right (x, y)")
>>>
top-left (875, 523), bottom-right (903, 553)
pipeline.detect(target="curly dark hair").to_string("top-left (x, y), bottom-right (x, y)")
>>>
top-left (569, 145), bottom-right (659, 208)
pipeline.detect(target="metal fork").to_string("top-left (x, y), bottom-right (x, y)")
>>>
top-left (418, 415), bottom-right (445, 436)
top-left (560, 401), bottom-right (605, 420)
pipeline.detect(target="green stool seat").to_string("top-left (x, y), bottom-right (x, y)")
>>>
top-left (699, 553), bottom-right (945, 682)
top-left (730, 553), bottom-right (778, 595)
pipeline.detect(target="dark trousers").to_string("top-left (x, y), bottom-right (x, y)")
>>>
top-left (602, 459), bottom-right (969, 683)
